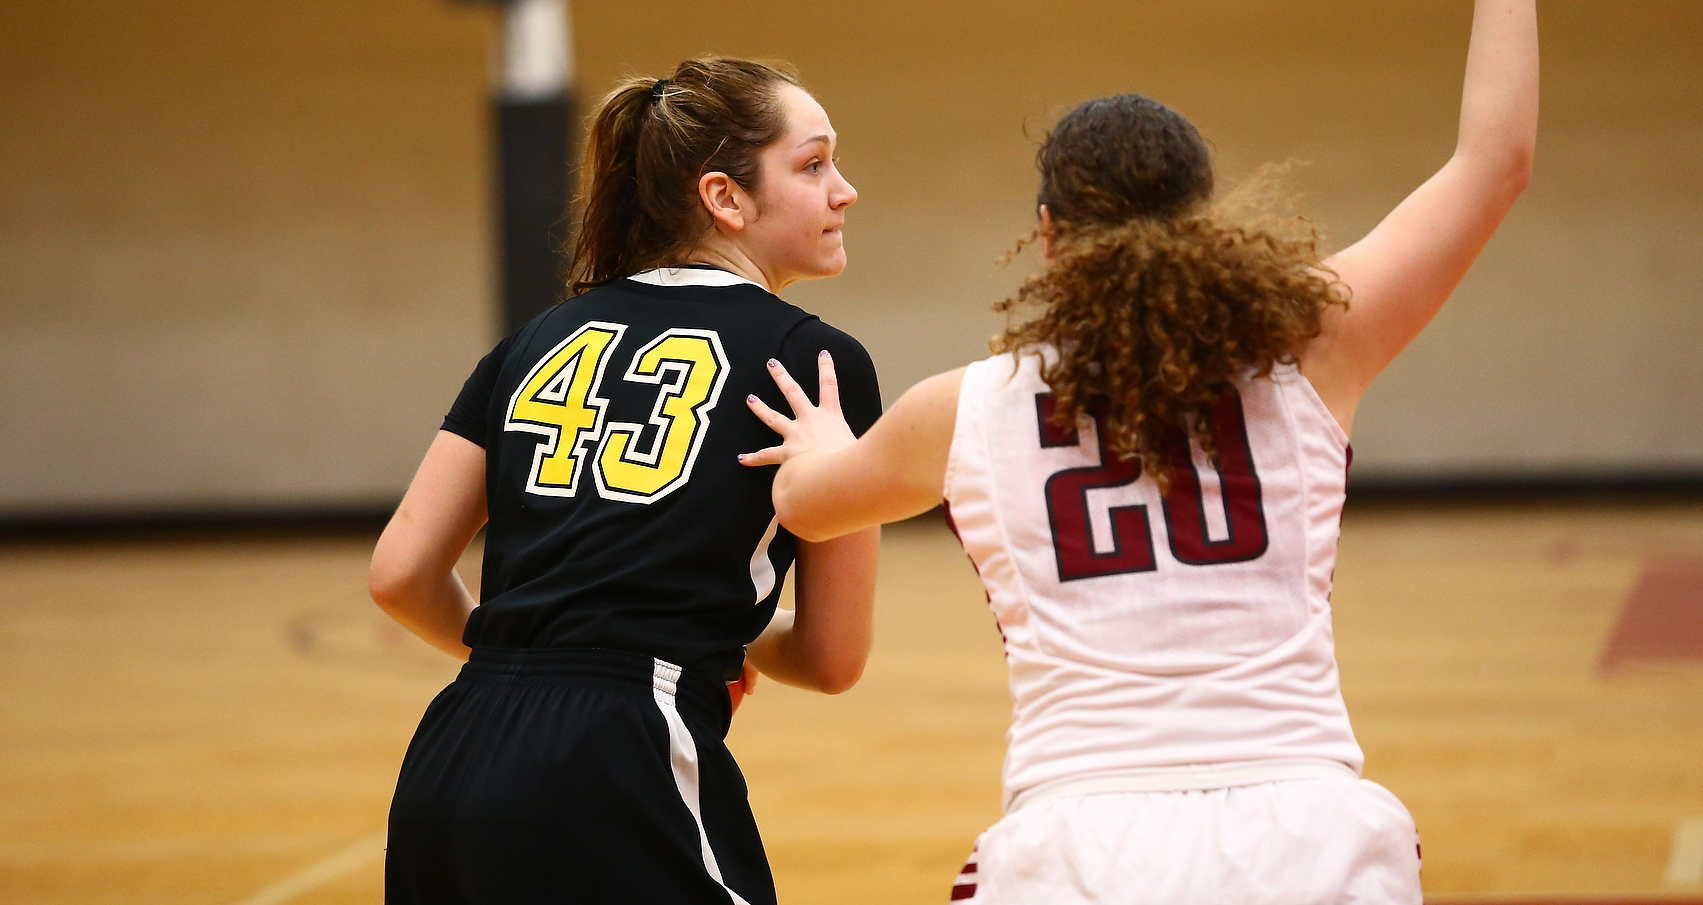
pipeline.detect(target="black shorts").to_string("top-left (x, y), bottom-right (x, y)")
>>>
top-left (386, 647), bottom-right (773, 905)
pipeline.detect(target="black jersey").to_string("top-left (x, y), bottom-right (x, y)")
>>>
top-left (440, 268), bottom-right (881, 675)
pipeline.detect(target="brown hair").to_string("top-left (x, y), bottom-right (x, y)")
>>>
top-left (994, 94), bottom-right (1345, 485)
top-left (567, 57), bottom-right (800, 296)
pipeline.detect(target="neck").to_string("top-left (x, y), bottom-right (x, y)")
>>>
top-left (687, 236), bottom-right (790, 294)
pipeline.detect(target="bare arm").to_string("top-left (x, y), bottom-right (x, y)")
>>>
top-left (368, 431), bottom-right (487, 660)
top-left (1305, 0), bottom-right (1538, 431)
top-left (741, 355), bottom-right (962, 542)
top-left (744, 527), bottom-right (880, 694)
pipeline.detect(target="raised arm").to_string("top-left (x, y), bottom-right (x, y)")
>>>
top-left (1304, 0), bottom-right (1538, 430)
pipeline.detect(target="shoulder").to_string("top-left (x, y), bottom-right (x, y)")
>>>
top-left (461, 317), bottom-right (536, 382)
top-left (909, 366), bottom-right (968, 405)
top-left (953, 350), bottom-right (1033, 394)
top-left (777, 316), bottom-right (879, 396)
top-left (778, 316), bottom-right (872, 363)
top-left (776, 315), bottom-right (881, 432)
top-left (864, 367), bottom-right (965, 477)
top-left (493, 295), bottom-right (592, 358)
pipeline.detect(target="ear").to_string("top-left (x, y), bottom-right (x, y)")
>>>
top-left (1038, 204), bottom-right (1056, 257)
top-left (699, 171), bottom-right (754, 233)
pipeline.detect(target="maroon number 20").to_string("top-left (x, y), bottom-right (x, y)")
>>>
top-left (1038, 391), bottom-right (1269, 582)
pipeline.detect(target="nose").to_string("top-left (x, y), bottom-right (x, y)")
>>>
top-left (832, 170), bottom-right (858, 210)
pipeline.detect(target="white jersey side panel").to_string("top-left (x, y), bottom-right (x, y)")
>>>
top-left (944, 351), bottom-right (1363, 809)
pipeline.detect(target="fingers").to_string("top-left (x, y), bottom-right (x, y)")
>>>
top-left (745, 393), bottom-right (794, 434)
top-left (816, 350), bottom-right (841, 413)
top-left (766, 358), bottom-right (812, 415)
top-left (737, 445), bottom-right (786, 467)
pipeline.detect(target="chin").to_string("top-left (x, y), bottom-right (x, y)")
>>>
top-left (792, 257), bottom-right (846, 283)
top-left (818, 248), bottom-right (848, 276)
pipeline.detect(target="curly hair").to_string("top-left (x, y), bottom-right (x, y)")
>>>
top-left (994, 95), bottom-right (1345, 486)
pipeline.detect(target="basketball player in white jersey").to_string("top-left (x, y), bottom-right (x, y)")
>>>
top-left (737, 1), bottom-right (1537, 901)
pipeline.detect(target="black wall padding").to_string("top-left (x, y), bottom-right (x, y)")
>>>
top-left (497, 96), bottom-right (573, 331)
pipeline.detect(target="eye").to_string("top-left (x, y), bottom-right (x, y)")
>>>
top-left (806, 159), bottom-right (822, 175)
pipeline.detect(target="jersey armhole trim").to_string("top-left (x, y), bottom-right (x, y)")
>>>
top-left (1271, 370), bottom-right (1348, 618)
top-left (1284, 366), bottom-right (1350, 449)
top-left (972, 353), bottom-right (1042, 643)
top-left (941, 360), bottom-right (980, 502)
top-left (1274, 376), bottom-right (1320, 616)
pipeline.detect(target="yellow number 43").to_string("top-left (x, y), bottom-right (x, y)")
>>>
top-left (503, 323), bottom-right (730, 504)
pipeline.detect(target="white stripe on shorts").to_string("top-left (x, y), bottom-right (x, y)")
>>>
top-left (652, 658), bottom-right (753, 905)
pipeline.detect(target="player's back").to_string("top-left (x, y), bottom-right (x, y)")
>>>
top-left (440, 267), bottom-right (880, 676)
top-left (945, 349), bottom-right (1363, 809)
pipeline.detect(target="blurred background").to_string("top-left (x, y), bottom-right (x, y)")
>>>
top-left (2, 0), bottom-right (1699, 518)
top-left (1, 1), bottom-right (1700, 904)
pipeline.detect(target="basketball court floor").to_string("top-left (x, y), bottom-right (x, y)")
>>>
top-left (2, 503), bottom-right (1701, 904)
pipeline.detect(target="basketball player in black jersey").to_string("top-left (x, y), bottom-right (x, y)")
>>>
top-left (369, 58), bottom-right (881, 905)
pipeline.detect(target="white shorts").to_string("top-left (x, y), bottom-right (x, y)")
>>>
top-left (951, 777), bottom-right (1420, 905)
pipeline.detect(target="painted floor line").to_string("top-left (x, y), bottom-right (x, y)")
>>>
top-left (1668, 816), bottom-right (1703, 888)
top-left (229, 830), bottom-right (386, 905)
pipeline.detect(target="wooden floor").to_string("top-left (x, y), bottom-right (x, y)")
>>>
top-left (2, 504), bottom-right (1701, 904)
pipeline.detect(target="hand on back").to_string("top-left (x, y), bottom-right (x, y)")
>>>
top-left (739, 352), bottom-right (856, 468)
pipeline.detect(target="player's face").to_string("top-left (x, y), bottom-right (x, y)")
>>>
top-left (747, 86), bottom-right (857, 288)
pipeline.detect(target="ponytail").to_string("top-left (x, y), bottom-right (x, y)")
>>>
top-left (570, 81), bottom-right (654, 293)
top-left (567, 58), bottom-right (799, 297)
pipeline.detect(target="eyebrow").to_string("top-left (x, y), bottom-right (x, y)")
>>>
top-left (794, 133), bottom-right (834, 149)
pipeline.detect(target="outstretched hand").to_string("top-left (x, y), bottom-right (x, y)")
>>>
top-left (738, 352), bottom-right (857, 468)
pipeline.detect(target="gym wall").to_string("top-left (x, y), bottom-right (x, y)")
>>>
top-left (1, 0), bottom-right (1698, 516)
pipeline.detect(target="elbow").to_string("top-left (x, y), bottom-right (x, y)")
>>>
top-left (785, 521), bottom-right (839, 545)
top-left (807, 635), bottom-right (871, 694)
top-left (1502, 143), bottom-right (1534, 198)
top-left (367, 555), bottom-right (419, 616)
top-left (773, 489), bottom-right (836, 544)
top-left (812, 659), bottom-right (866, 695)
top-left (1462, 141), bottom-right (1534, 204)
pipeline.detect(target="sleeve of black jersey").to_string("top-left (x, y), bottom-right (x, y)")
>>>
top-left (440, 332), bottom-right (516, 449)
top-left (775, 318), bottom-right (883, 437)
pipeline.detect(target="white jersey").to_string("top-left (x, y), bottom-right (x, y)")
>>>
top-left (944, 350), bottom-right (1364, 811)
